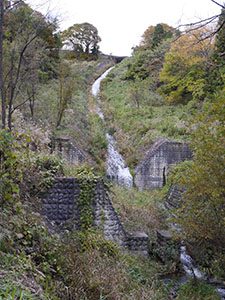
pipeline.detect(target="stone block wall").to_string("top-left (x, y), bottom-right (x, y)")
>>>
top-left (42, 178), bottom-right (80, 229)
top-left (43, 178), bottom-right (149, 253)
top-left (134, 139), bottom-right (192, 190)
top-left (165, 185), bottom-right (185, 210)
top-left (126, 232), bottom-right (149, 253)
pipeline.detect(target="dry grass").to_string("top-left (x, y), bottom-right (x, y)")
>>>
top-left (111, 185), bottom-right (166, 235)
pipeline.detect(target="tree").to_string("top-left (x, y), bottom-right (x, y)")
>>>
top-left (0, 0), bottom-right (24, 129)
top-left (207, 7), bottom-right (225, 92)
top-left (178, 0), bottom-right (225, 40)
top-left (125, 41), bottom-right (170, 83)
top-left (0, 0), bottom-right (5, 128)
top-left (158, 28), bottom-right (213, 104)
top-left (172, 93), bottom-right (225, 276)
top-left (56, 61), bottom-right (74, 128)
top-left (139, 23), bottom-right (177, 51)
top-left (62, 22), bottom-right (101, 58)
top-left (1, 1), bottom-right (59, 129)
top-left (214, 8), bottom-right (225, 60)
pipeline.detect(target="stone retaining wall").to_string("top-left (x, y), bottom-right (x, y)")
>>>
top-left (43, 178), bottom-right (149, 253)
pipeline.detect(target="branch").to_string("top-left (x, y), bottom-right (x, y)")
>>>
top-left (11, 95), bottom-right (32, 113)
top-left (177, 14), bottom-right (221, 29)
top-left (183, 16), bottom-right (218, 34)
top-left (197, 19), bottom-right (225, 42)
top-left (210, 0), bottom-right (225, 9)
top-left (4, 0), bottom-right (23, 12)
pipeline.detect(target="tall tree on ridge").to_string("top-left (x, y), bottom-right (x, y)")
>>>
top-left (62, 22), bottom-right (101, 58)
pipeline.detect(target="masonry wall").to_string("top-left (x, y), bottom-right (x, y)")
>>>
top-left (43, 178), bottom-right (149, 254)
top-left (134, 139), bottom-right (192, 190)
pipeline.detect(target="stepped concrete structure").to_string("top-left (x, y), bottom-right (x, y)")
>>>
top-left (51, 137), bottom-right (87, 165)
top-left (43, 178), bottom-right (149, 254)
top-left (134, 139), bottom-right (192, 190)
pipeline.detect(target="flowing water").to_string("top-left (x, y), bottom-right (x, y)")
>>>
top-left (180, 245), bottom-right (204, 279)
top-left (92, 67), bottom-right (225, 297)
top-left (92, 67), bottom-right (133, 188)
top-left (180, 244), bottom-right (225, 299)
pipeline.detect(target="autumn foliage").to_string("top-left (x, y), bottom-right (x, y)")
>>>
top-left (159, 29), bottom-right (213, 104)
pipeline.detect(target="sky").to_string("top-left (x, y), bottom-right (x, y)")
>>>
top-left (27, 0), bottom-right (222, 56)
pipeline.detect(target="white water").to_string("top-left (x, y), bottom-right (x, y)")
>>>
top-left (106, 134), bottom-right (133, 187)
top-left (180, 245), bottom-right (204, 279)
top-left (91, 67), bottom-right (114, 97)
top-left (92, 67), bottom-right (133, 188)
top-left (180, 245), bottom-right (225, 299)
top-left (91, 67), bottom-right (114, 120)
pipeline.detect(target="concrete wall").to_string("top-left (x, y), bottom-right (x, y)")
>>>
top-left (43, 178), bottom-right (149, 254)
top-left (134, 139), bottom-right (192, 190)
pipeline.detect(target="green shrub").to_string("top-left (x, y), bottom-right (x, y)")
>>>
top-left (0, 130), bottom-right (23, 205)
top-left (88, 114), bottom-right (107, 168)
top-left (21, 153), bottom-right (63, 199)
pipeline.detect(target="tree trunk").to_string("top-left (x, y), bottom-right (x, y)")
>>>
top-left (8, 50), bottom-right (15, 131)
top-left (0, 0), bottom-right (6, 129)
top-left (56, 76), bottom-right (64, 128)
top-left (28, 85), bottom-right (35, 119)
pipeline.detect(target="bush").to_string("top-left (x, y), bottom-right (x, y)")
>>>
top-left (20, 153), bottom-right (63, 202)
top-left (171, 94), bottom-right (225, 279)
top-left (0, 130), bottom-right (22, 205)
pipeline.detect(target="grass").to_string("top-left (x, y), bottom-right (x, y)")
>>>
top-left (111, 185), bottom-right (166, 235)
top-left (19, 56), bottom-right (114, 170)
top-left (0, 203), bottom-right (171, 300)
top-left (111, 185), bottom-right (181, 273)
top-left (100, 59), bottom-right (194, 169)
top-left (176, 280), bottom-right (221, 300)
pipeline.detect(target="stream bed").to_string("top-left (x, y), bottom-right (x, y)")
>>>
top-left (180, 244), bottom-right (225, 299)
top-left (92, 67), bottom-right (225, 299)
top-left (92, 68), bottom-right (133, 188)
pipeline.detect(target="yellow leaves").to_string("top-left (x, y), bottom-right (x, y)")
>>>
top-left (158, 27), bottom-right (216, 104)
top-left (172, 28), bottom-right (213, 62)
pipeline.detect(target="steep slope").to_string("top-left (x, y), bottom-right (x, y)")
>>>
top-left (100, 57), bottom-right (192, 170)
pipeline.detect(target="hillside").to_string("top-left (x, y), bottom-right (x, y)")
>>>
top-left (0, 2), bottom-right (224, 300)
top-left (100, 56), bottom-right (191, 169)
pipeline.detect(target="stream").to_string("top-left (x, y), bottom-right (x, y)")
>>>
top-left (180, 244), bottom-right (225, 299)
top-left (92, 67), bottom-right (225, 298)
top-left (91, 68), bottom-right (133, 188)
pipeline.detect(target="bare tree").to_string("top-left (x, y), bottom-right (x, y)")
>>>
top-left (0, 0), bottom-right (25, 129)
top-left (178, 0), bottom-right (225, 41)
top-left (1, 1), bottom-right (59, 130)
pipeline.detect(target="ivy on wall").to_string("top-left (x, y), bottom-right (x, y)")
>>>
top-left (70, 165), bottom-right (101, 231)
top-left (78, 178), bottom-right (97, 230)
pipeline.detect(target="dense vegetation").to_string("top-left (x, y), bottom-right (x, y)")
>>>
top-left (100, 15), bottom-right (225, 286)
top-left (0, 0), bottom-right (224, 299)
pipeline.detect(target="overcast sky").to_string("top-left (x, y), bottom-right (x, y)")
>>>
top-left (27, 0), bottom-right (222, 56)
